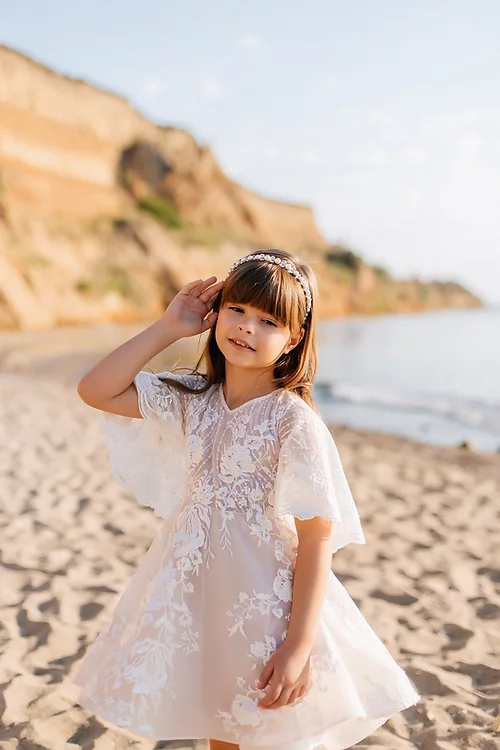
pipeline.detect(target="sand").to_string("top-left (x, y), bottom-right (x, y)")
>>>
top-left (1, 332), bottom-right (500, 749)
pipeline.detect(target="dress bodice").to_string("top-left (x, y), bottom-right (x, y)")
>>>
top-left (100, 371), bottom-right (366, 554)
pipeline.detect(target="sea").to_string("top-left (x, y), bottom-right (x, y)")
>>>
top-left (315, 308), bottom-right (500, 452)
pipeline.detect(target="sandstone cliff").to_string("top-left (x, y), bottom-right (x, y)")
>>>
top-left (0, 45), bottom-right (482, 330)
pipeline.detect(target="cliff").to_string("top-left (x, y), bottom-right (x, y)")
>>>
top-left (0, 45), bottom-right (482, 330)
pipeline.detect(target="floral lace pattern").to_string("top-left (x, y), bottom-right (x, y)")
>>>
top-left (73, 372), bottom-right (419, 748)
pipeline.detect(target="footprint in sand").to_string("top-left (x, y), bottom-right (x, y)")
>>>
top-left (79, 602), bottom-right (105, 621)
top-left (440, 623), bottom-right (474, 651)
top-left (370, 586), bottom-right (418, 606)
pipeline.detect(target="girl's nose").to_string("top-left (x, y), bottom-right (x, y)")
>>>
top-left (238, 319), bottom-right (253, 334)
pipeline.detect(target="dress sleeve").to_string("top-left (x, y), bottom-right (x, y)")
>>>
top-left (270, 403), bottom-right (366, 553)
top-left (99, 370), bottom-right (202, 522)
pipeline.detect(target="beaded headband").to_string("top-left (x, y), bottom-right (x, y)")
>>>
top-left (226, 253), bottom-right (312, 317)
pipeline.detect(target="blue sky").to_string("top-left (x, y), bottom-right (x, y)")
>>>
top-left (2, 1), bottom-right (500, 302)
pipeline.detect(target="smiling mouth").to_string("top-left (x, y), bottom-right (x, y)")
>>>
top-left (229, 338), bottom-right (255, 351)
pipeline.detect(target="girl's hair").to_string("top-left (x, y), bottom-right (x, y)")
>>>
top-left (159, 249), bottom-right (318, 408)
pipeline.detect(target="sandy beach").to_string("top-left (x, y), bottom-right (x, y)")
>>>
top-left (1, 330), bottom-right (500, 749)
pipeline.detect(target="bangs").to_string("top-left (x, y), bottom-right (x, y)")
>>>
top-left (221, 261), bottom-right (306, 330)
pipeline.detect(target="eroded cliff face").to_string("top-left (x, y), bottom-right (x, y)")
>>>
top-left (0, 45), bottom-right (482, 331)
top-left (0, 45), bottom-right (325, 240)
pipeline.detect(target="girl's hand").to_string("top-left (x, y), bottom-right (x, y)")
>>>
top-left (256, 641), bottom-right (312, 710)
top-left (161, 276), bottom-right (224, 338)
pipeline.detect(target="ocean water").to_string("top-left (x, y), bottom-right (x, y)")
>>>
top-left (315, 308), bottom-right (500, 452)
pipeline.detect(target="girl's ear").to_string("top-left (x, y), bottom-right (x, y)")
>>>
top-left (285, 328), bottom-right (305, 353)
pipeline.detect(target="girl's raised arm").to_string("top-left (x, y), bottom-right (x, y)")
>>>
top-left (76, 276), bottom-right (223, 418)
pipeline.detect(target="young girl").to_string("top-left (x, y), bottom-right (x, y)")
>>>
top-left (72, 250), bottom-right (419, 750)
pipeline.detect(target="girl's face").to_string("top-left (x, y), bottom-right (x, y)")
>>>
top-left (215, 302), bottom-right (302, 372)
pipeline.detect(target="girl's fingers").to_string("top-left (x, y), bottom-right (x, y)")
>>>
top-left (205, 278), bottom-right (225, 292)
top-left (181, 277), bottom-right (218, 297)
top-left (257, 673), bottom-right (284, 708)
top-left (257, 663), bottom-right (274, 690)
top-left (199, 281), bottom-right (224, 304)
top-left (195, 276), bottom-right (218, 296)
top-left (200, 311), bottom-right (218, 332)
top-left (181, 278), bottom-right (204, 294)
top-left (263, 683), bottom-right (292, 709)
top-left (279, 686), bottom-right (296, 707)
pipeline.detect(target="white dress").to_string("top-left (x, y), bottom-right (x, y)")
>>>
top-left (72, 371), bottom-right (419, 749)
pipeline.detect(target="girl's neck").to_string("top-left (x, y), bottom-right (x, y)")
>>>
top-left (222, 363), bottom-right (278, 410)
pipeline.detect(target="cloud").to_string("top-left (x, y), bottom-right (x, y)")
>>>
top-left (325, 74), bottom-right (344, 90)
top-left (302, 149), bottom-right (322, 165)
top-left (351, 148), bottom-right (392, 169)
top-left (366, 109), bottom-right (393, 125)
top-left (260, 143), bottom-right (280, 160)
top-left (416, 109), bottom-right (499, 140)
top-left (200, 76), bottom-right (226, 99)
top-left (413, 110), bottom-right (500, 167)
top-left (324, 171), bottom-right (378, 188)
top-left (399, 188), bottom-right (425, 209)
top-left (143, 80), bottom-right (170, 97)
top-left (452, 133), bottom-right (483, 154)
top-left (240, 33), bottom-right (260, 50)
top-left (400, 147), bottom-right (428, 165)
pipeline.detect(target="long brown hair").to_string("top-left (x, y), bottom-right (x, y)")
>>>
top-left (159, 249), bottom-right (318, 408)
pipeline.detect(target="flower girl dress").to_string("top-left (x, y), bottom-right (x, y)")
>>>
top-left (73, 371), bottom-right (419, 750)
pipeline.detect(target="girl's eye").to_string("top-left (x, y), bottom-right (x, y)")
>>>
top-left (227, 306), bottom-right (277, 326)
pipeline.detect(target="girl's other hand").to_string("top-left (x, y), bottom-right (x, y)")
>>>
top-left (161, 276), bottom-right (224, 338)
top-left (256, 641), bottom-right (312, 710)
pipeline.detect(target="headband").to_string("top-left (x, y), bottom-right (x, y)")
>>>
top-left (226, 253), bottom-right (312, 317)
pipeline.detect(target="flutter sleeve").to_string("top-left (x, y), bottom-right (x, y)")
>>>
top-left (270, 401), bottom-right (366, 553)
top-left (99, 370), bottom-right (203, 522)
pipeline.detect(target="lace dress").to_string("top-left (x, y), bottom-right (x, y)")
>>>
top-left (72, 371), bottom-right (419, 749)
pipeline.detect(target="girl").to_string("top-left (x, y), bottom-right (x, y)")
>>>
top-left (72, 250), bottom-right (419, 750)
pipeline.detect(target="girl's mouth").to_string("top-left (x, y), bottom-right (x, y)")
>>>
top-left (229, 338), bottom-right (255, 352)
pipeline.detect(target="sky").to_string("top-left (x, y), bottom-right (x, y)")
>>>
top-left (2, 1), bottom-right (500, 303)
